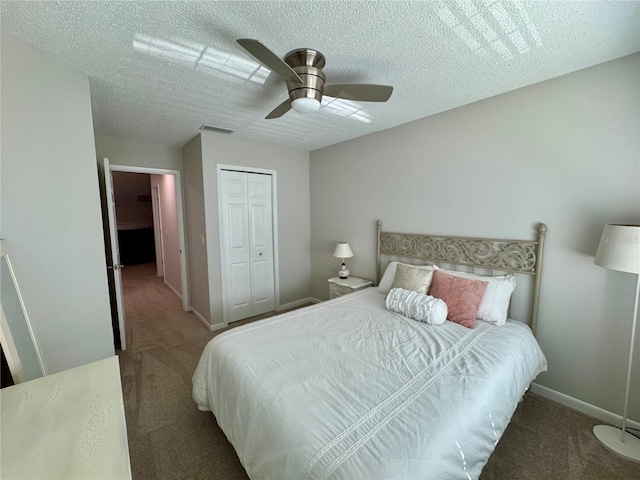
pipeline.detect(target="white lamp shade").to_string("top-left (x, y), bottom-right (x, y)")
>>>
top-left (594, 224), bottom-right (640, 274)
top-left (333, 242), bottom-right (354, 259)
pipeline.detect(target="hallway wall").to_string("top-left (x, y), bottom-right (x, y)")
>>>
top-left (150, 174), bottom-right (182, 297)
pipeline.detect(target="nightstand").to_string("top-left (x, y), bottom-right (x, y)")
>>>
top-left (328, 276), bottom-right (373, 299)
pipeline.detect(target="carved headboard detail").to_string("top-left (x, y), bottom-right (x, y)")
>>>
top-left (376, 221), bottom-right (547, 335)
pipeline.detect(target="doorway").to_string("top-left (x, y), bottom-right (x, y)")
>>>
top-left (217, 165), bottom-right (278, 323)
top-left (101, 160), bottom-right (189, 350)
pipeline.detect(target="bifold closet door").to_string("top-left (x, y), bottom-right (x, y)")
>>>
top-left (219, 170), bottom-right (275, 322)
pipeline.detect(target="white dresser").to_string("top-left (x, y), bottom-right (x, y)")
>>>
top-left (1, 356), bottom-right (131, 479)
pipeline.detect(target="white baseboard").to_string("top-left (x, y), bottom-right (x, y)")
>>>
top-left (277, 297), bottom-right (321, 311)
top-left (189, 307), bottom-right (227, 332)
top-left (164, 280), bottom-right (182, 301)
top-left (209, 321), bottom-right (227, 332)
top-left (531, 383), bottom-right (640, 430)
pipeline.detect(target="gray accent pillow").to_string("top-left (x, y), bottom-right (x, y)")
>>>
top-left (390, 263), bottom-right (435, 295)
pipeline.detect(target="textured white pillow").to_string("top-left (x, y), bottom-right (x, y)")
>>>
top-left (377, 262), bottom-right (435, 294)
top-left (432, 267), bottom-right (516, 326)
top-left (386, 287), bottom-right (447, 325)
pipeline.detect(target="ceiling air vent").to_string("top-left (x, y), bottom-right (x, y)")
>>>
top-left (200, 124), bottom-right (233, 134)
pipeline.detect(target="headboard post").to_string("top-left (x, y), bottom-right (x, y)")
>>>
top-left (376, 220), bottom-right (382, 285)
top-left (531, 223), bottom-right (547, 336)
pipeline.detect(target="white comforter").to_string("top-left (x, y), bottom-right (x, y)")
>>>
top-left (193, 288), bottom-right (547, 480)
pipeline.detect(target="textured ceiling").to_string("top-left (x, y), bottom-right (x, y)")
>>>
top-left (1, 1), bottom-right (638, 151)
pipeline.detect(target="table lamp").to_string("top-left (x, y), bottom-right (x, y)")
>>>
top-left (333, 242), bottom-right (354, 279)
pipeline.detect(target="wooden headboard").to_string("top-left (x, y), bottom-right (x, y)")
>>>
top-left (376, 221), bottom-right (547, 335)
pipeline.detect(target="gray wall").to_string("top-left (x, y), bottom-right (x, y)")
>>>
top-left (310, 54), bottom-right (640, 421)
top-left (1, 31), bottom-right (115, 373)
top-left (200, 132), bottom-right (311, 326)
top-left (182, 135), bottom-right (211, 322)
top-left (95, 134), bottom-right (182, 170)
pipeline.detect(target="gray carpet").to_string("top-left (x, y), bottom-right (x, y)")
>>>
top-left (118, 264), bottom-right (640, 480)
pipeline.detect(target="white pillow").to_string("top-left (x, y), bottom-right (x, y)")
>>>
top-left (377, 262), bottom-right (435, 294)
top-left (432, 267), bottom-right (516, 326)
top-left (386, 287), bottom-right (447, 325)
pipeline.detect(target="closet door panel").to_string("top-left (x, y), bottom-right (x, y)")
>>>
top-left (219, 170), bottom-right (275, 322)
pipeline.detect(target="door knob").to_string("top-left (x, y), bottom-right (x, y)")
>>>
top-left (259, 252), bottom-right (263, 256)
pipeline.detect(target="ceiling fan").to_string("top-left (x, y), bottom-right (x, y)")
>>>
top-left (236, 38), bottom-right (394, 120)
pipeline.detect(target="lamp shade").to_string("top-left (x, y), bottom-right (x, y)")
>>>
top-left (594, 224), bottom-right (640, 274)
top-left (333, 242), bottom-right (354, 259)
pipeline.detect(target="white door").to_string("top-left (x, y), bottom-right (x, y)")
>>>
top-left (248, 173), bottom-right (275, 316)
top-left (102, 158), bottom-right (127, 350)
top-left (219, 170), bottom-right (275, 322)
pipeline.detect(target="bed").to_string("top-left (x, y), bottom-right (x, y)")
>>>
top-left (193, 222), bottom-right (548, 480)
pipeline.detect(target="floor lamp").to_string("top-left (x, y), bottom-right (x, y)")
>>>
top-left (593, 224), bottom-right (640, 462)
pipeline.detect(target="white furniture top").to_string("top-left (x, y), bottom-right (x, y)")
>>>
top-left (1, 356), bottom-right (131, 479)
top-left (327, 276), bottom-right (372, 288)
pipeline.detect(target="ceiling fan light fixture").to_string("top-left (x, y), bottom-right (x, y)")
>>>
top-left (291, 97), bottom-right (321, 114)
top-left (235, 39), bottom-right (394, 120)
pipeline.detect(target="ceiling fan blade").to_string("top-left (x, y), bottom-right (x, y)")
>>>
top-left (323, 84), bottom-right (393, 102)
top-left (266, 98), bottom-right (292, 119)
top-left (237, 39), bottom-right (303, 84)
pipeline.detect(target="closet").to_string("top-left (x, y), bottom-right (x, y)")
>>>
top-left (218, 169), bottom-right (275, 322)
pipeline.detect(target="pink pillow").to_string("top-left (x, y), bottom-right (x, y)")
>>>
top-left (428, 271), bottom-right (488, 328)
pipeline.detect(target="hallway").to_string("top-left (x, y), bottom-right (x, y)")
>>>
top-left (119, 263), bottom-right (205, 353)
